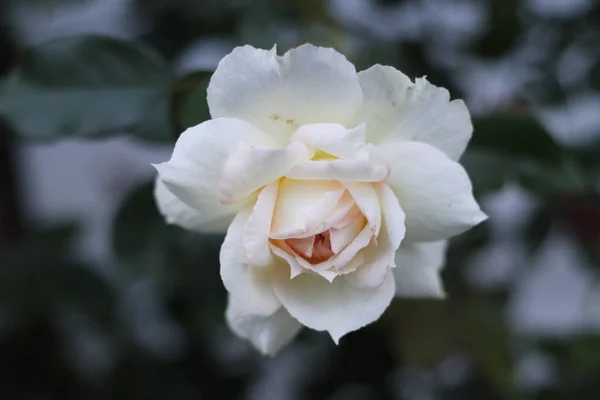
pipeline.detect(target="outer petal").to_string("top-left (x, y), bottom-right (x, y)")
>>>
top-left (221, 209), bottom-right (280, 316)
top-left (208, 44), bottom-right (363, 144)
top-left (273, 267), bottom-right (395, 343)
top-left (381, 141), bottom-right (487, 242)
top-left (355, 65), bottom-right (472, 160)
top-left (154, 118), bottom-right (275, 227)
top-left (226, 296), bottom-right (302, 356)
top-left (393, 240), bottom-right (448, 298)
top-left (219, 140), bottom-right (313, 204)
top-left (154, 176), bottom-right (232, 233)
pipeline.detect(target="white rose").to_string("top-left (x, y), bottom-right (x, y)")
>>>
top-left (153, 44), bottom-right (486, 355)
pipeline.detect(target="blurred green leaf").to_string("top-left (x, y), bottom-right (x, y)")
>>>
top-left (469, 115), bottom-right (593, 197)
top-left (236, 0), bottom-right (291, 48)
top-left (524, 203), bottom-right (554, 253)
top-left (174, 71), bottom-right (212, 133)
top-left (0, 36), bottom-right (171, 142)
top-left (515, 158), bottom-right (589, 196)
top-left (475, 0), bottom-right (522, 57)
top-left (460, 302), bottom-right (515, 394)
top-left (471, 115), bottom-right (564, 165)
top-left (390, 300), bottom-right (457, 368)
top-left (568, 335), bottom-right (600, 374)
top-left (0, 223), bottom-right (116, 331)
top-left (590, 59), bottom-right (600, 91)
top-left (112, 179), bottom-right (175, 275)
top-left (461, 150), bottom-right (510, 197)
top-left (44, 261), bottom-right (117, 326)
top-left (111, 180), bottom-right (226, 331)
top-left (0, 222), bottom-right (80, 267)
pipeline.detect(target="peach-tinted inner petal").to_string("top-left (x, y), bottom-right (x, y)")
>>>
top-left (285, 236), bottom-right (315, 259)
top-left (275, 198), bottom-right (367, 267)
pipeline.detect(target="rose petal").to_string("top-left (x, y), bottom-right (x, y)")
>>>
top-left (393, 240), bottom-right (448, 298)
top-left (243, 181), bottom-right (279, 267)
top-left (381, 141), bottom-right (487, 242)
top-left (226, 296), bottom-right (302, 356)
top-left (208, 44), bottom-right (363, 144)
top-left (153, 118), bottom-right (275, 227)
top-left (322, 192), bottom-right (354, 226)
top-left (290, 123), bottom-right (367, 159)
top-left (375, 183), bottom-right (406, 251)
top-left (356, 65), bottom-right (471, 160)
top-left (285, 236), bottom-right (315, 258)
top-left (273, 267), bottom-right (395, 343)
top-left (301, 223), bottom-right (373, 276)
top-left (329, 215), bottom-right (366, 254)
top-left (220, 209), bottom-right (280, 316)
top-left (345, 184), bottom-right (406, 288)
top-left (286, 156), bottom-right (388, 182)
top-left (270, 242), bottom-right (338, 281)
top-left (219, 140), bottom-right (313, 204)
top-left (270, 179), bottom-right (345, 239)
top-left (343, 181), bottom-right (382, 237)
top-left (331, 204), bottom-right (362, 229)
top-left (347, 184), bottom-right (406, 287)
top-left (154, 176), bottom-right (232, 233)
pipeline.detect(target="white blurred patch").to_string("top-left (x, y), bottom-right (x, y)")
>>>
top-left (467, 185), bottom-right (537, 288)
top-left (436, 354), bottom-right (472, 388)
top-left (420, 0), bottom-right (487, 46)
top-left (328, 0), bottom-right (485, 45)
top-left (17, 138), bottom-right (171, 267)
top-left (514, 350), bottom-right (557, 390)
top-left (536, 92), bottom-right (600, 146)
top-left (528, 0), bottom-right (593, 18)
top-left (455, 58), bottom-right (538, 114)
top-left (6, 0), bottom-right (147, 46)
top-left (174, 37), bottom-right (236, 75)
top-left (327, 0), bottom-right (423, 41)
top-left (556, 43), bottom-right (595, 89)
top-left (507, 231), bottom-right (599, 337)
top-left (121, 278), bottom-right (187, 358)
top-left (58, 312), bottom-right (116, 384)
top-left (248, 342), bottom-right (321, 400)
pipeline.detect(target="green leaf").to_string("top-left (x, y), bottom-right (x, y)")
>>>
top-left (111, 179), bottom-right (175, 275)
top-left (0, 223), bottom-right (116, 332)
top-left (524, 203), bottom-right (554, 253)
top-left (0, 36), bottom-right (171, 142)
top-left (515, 157), bottom-right (590, 196)
top-left (173, 71), bottom-right (212, 133)
top-left (471, 115), bottom-right (564, 165)
top-left (460, 301), bottom-right (515, 394)
top-left (461, 150), bottom-right (510, 197)
top-left (111, 180), bottom-right (226, 330)
top-left (389, 300), bottom-right (457, 368)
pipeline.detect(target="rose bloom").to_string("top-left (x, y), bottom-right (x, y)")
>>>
top-left (154, 44), bottom-right (486, 355)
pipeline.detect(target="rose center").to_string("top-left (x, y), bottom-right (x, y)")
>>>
top-left (285, 231), bottom-right (335, 264)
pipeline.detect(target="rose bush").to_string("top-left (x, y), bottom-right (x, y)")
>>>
top-left (153, 44), bottom-right (486, 355)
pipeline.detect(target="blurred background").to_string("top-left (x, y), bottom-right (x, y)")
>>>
top-left (1, 0), bottom-right (600, 399)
